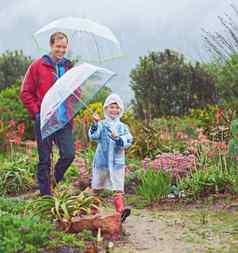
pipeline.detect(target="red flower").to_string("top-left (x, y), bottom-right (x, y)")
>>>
top-left (13, 136), bottom-right (21, 145)
top-left (8, 120), bottom-right (16, 128)
top-left (0, 120), bottom-right (3, 129)
top-left (212, 142), bottom-right (227, 150)
top-left (75, 140), bottom-right (81, 152)
top-left (17, 123), bottom-right (25, 136)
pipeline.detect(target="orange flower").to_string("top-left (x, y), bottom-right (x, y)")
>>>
top-left (207, 151), bottom-right (216, 158)
top-left (215, 109), bottom-right (224, 125)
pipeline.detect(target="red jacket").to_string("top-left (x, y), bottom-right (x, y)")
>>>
top-left (20, 55), bottom-right (73, 119)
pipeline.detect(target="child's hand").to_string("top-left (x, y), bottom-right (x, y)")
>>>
top-left (111, 129), bottom-right (119, 139)
top-left (93, 113), bottom-right (100, 124)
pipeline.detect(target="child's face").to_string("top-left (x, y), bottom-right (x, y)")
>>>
top-left (50, 38), bottom-right (68, 61)
top-left (106, 103), bottom-right (121, 119)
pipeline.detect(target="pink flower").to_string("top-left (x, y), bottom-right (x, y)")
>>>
top-left (176, 131), bottom-right (188, 141)
top-left (8, 120), bottom-right (16, 128)
top-left (143, 158), bottom-right (150, 171)
top-left (148, 153), bottom-right (196, 177)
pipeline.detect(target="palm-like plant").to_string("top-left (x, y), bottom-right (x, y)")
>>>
top-left (28, 190), bottom-right (101, 224)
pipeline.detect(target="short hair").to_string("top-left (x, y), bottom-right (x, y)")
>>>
top-left (50, 32), bottom-right (68, 45)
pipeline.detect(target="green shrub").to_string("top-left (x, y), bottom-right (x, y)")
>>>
top-left (136, 168), bottom-right (172, 204)
top-left (0, 154), bottom-right (36, 195)
top-left (178, 165), bottom-right (237, 199)
top-left (0, 81), bottom-right (33, 140)
top-left (0, 197), bottom-right (26, 215)
top-left (0, 214), bottom-right (52, 253)
top-left (0, 197), bottom-right (91, 253)
top-left (228, 119), bottom-right (238, 159)
top-left (188, 105), bottom-right (219, 130)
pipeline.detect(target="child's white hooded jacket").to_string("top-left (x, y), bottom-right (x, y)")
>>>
top-left (88, 94), bottom-right (133, 191)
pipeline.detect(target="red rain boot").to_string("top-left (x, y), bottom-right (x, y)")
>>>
top-left (114, 193), bottom-right (131, 223)
top-left (114, 193), bottom-right (124, 214)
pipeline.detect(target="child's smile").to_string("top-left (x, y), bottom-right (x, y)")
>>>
top-left (106, 103), bottom-right (121, 119)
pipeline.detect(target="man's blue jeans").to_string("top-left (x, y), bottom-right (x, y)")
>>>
top-left (34, 116), bottom-right (75, 195)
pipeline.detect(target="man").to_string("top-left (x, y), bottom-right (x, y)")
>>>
top-left (21, 32), bottom-right (75, 195)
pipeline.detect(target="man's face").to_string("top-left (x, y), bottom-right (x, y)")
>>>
top-left (50, 38), bottom-right (68, 60)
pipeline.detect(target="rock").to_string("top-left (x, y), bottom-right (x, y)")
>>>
top-left (93, 214), bottom-right (121, 241)
top-left (65, 216), bottom-right (95, 233)
top-left (60, 214), bottom-right (121, 241)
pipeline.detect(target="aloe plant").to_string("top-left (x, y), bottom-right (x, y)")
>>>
top-left (28, 190), bottom-right (101, 223)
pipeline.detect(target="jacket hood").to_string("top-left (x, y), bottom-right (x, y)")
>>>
top-left (42, 54), bottom-right (72, 68)
top-left (103, 93), bottom-right (124, 120)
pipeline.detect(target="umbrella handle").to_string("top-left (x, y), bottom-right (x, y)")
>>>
top-left (74, 93), bottom-right (95, 116)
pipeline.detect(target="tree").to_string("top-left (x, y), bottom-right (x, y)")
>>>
top-left (130, 49), bottom-right (217, 120)
top-left (90, 86), bottom-right (112, 104)
top-left (0, 50), bottom-right (32, 89)
top-left (205, 54), bottom-right (238, 104)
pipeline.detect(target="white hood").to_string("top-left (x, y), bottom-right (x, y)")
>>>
top-left (103, 93), bottom-right (124, 120)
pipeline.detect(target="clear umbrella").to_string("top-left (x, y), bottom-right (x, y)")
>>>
top-left (40, 63), bottom-right (116, 139)
top-left (33, 17), bottom-right (123, 64)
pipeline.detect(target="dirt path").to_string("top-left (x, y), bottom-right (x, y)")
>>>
top-left (114, 207), bottom-right (238, 253)
top-left (114, 210), bottom-right (192, 253)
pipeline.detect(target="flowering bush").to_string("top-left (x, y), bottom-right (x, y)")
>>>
top-left (0, 82), bottom-right (33, 139)
top-left (186, 128), bottom-right (230, 165)
top-left (143, 153), bottom-right (196, 178)
top-left (188, 105), bottom-right (219, 130)
top-left (0, 119), bottom-right (25, 152)
top-left (127, 116), bottom-right (203, 158)
top-left (73, 102), bottom-right (103, 148)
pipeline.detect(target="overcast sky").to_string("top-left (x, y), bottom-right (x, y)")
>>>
top-left (0, 0), bottom-right (235, 102)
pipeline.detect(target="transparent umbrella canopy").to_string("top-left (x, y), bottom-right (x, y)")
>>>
top-left (33, 17), bottom-right (123, 64)
top-left (40, 63), bottom-right (116, 139)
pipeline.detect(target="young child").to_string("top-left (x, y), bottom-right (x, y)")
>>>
top-left (88, 93), bottom-right (133, 222)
